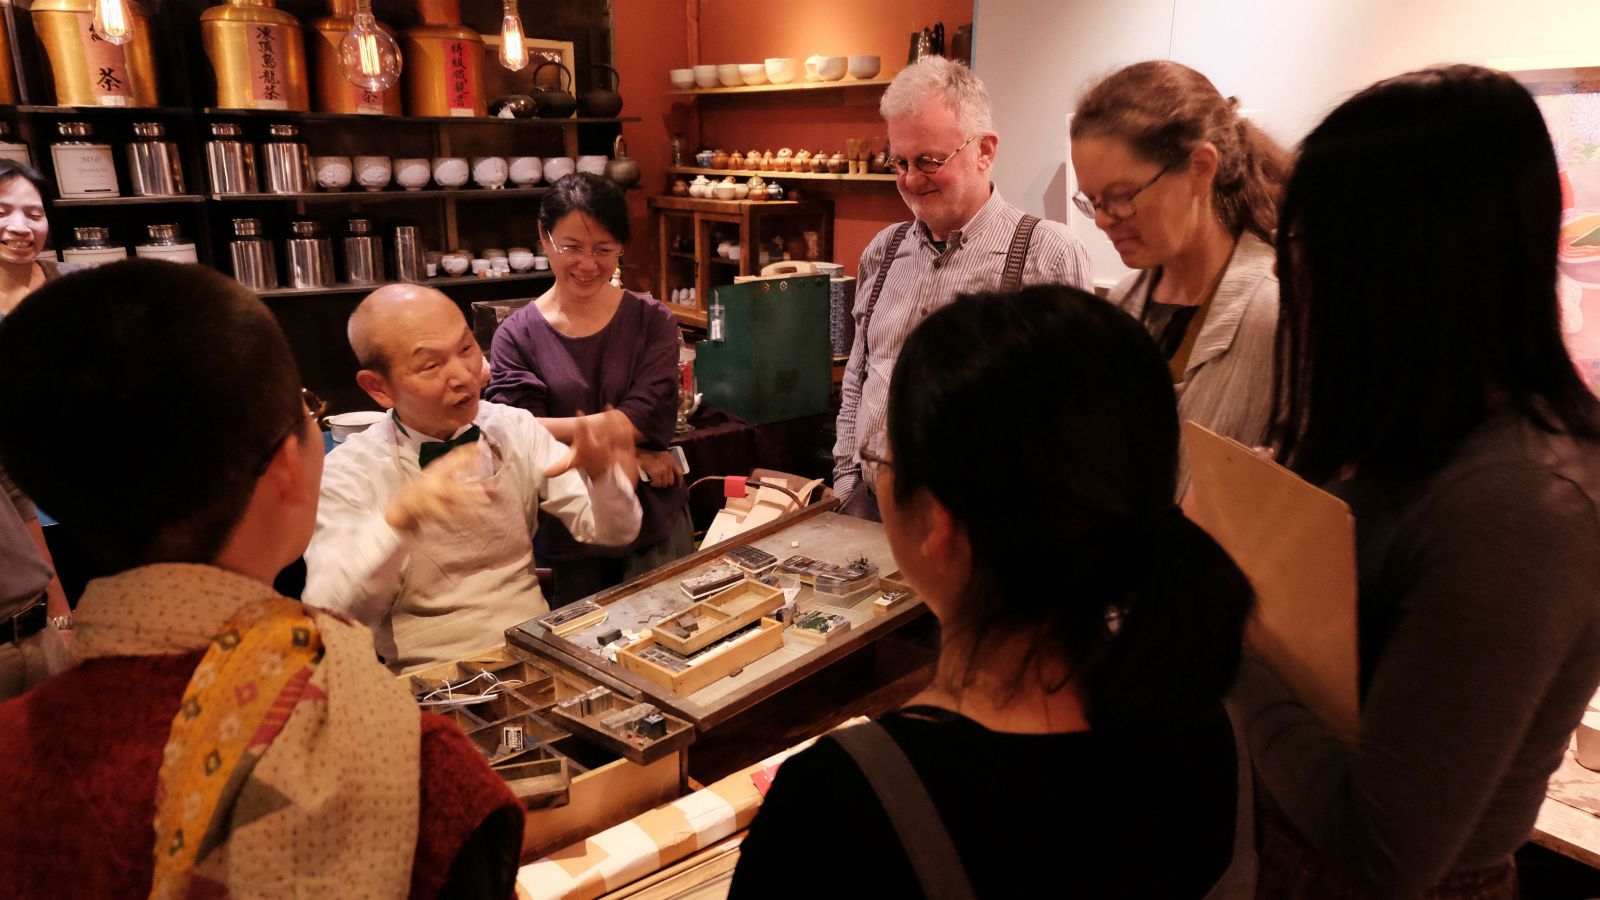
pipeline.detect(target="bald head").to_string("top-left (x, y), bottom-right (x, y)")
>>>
top-left (348, 284), bottom-right (463, 374)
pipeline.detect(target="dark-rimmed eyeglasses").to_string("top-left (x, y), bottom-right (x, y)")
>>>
top-left (858, 428), bottom-right (894, 485)
top-left (1072, 159), bottom-right (1181, 221)
top-left (885, 134), bottom-right (979, 177)
top-left (254, 388), bottom-right (327, 475)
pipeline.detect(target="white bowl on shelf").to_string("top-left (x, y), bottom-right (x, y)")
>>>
top-left (354, 155), bottom-right (391, 191)
top-left (848, 55), bottom-right (881, 80)
top-left (693, 64), bottom-right (719, 89)
top-left (576, 155), bottom-right (608, 176)
top-left (806, 55), bottom-right (847, 82)
top-left (508, 156), bottom-right (541, 187)
top-left (717, 64), bottom-right (743, 87)
top-left (313, 156), bottom-right (352, 191)
top-left (431, 157), bottom-right (469, 189)
top-left (669, 68), bottom-right (695, 90)
top-left (395, 158), bottom-right (430, 190)
top-left (738, 63), bottom-right (768, 85)
top-left (765, 57), bottom-right (799, 85)
top-left (543, 156), bottom-right (576, 183)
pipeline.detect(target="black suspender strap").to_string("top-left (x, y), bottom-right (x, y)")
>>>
top-left (999, 213), bottom-right (1040, 293)
top-left (855, 222), bottom-right (913, 390)
top-left (829, 723), bottom-right (979, 900)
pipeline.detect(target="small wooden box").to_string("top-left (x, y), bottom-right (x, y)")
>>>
top-left (872, 574), bottom-right (918, 617)
top-left (617, 617), bottom-right (785, 695)
top-left (651, 580), bottom-right (785, 656)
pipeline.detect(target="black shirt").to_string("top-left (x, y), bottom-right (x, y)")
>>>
top-left (730, 704), bottom-right (1238, 899)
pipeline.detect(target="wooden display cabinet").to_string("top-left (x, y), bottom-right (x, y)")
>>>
top-left (649, 195), bottom-right (831, 329)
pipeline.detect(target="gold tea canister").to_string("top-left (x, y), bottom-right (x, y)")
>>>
top-left (403, 0), bottom-right (484, 117)
top-left (31, 0), bottom-right (158, 107)
top-left (201, 0), bottom-right (310, 111)
top-left (309, 0), bottom-right (401, 115)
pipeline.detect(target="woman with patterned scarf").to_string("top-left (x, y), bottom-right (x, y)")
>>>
top-left (0, 259), bottom-right (524, 898)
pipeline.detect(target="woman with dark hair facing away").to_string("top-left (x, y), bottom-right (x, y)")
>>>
top-left (1072, 61), bottom-right (1289, 492)
top-left (1232, 64), bottom-right (1600, 899)
top-left (486, 173), bottom-right (691, 605)
top-left (730, 285), bottom-right (1258, 898)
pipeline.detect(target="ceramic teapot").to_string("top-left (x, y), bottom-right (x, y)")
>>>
top-left (531, 61), bottom-right (577, 118)
top-left (606, 135), bottom-right (641, 187)
top-left (578, 64), bottom-right (624, 117)
top-left (689, 174), bottom-right (712, 197)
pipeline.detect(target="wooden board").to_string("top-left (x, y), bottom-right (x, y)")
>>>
top-left (652, 580), bottom-right (784, 655)
top-left (618, 618), bottom-right (785, 696)
top-left (505, 505), bottom-right (930, 730)
top-left (1182, 423), bottom-right (1360, 744)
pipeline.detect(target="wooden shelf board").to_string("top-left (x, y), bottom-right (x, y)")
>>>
top-left (668, 166), bottom-right (895, 183)
top-left (209, 187), bottom-right (552, 202)
top-left (672, 306), bottom-right (708, 328)
top-left (669, 77), bottom-right (891, 97)
top-left (52, 194), bottom-right (207, 207)
top-left (258, 272), bottom-right (552, 299)
top-left (11, 105), bottom-right (193, 116)
top-left (202, 108), bottom-right (640, 126)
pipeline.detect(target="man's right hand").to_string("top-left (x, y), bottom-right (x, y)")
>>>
top-left (385, 444), bottom-right (497, 533)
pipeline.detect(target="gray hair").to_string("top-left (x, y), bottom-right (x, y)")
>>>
top-left (880, 58), bottom-right (995, 135)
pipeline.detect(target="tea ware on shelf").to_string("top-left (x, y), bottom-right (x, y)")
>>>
top-left (314, 155), bottom-right (353, 191)
top-left (355, 155), bottom-right (391, 191)
top-left (471, 156), bottom-right (508, 189)
top-left (432, 157), bottom-right (469, 188)
top-left (508, 155), bottom-right (542, 187)
top-left (395, 157), bottom-right (431, 190)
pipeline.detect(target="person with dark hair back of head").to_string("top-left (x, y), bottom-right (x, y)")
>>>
top-left (1072, 61), bottom-right (1290, 495)
top-left (305, 280), bottom-right (643, 672)
top-left (0, 259), bottom-right (525, 898)
top-left (732, 285), bottom-right (1257, 898)
top-left (0, 157), bottom-right (80, 699)
top-left (1230, 65), bottom-right (1600, 899)
top-left (485, 173), bottom-right (692, 605)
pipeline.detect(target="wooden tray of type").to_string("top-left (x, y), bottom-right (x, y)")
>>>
top-left (618, 618), bottom-right (784, 696)
top-left (650, 580), bottom-right (785, 656)
top-left (505, 505), bottom-right (930, 729)
top-left (545, 684), bottom-right (697, 766)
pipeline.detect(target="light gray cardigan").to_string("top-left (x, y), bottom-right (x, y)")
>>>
top-left (1108, 232), bottom-right (1279, 493)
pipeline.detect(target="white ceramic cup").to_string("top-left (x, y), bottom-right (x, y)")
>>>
top-left (713, 182), bottom-right (737, 200)
top-left (542, 156), bottom-right (576, 183)
top-left (507, 246), bottom-right (536, 271)
top-left (470, 258), bottom-right (491, 275)
top-left (765, 57), bottom-right (799, 85)
top-left (848, 55), bottom-right (882, 80)
top-left (693, 64), bottom-right (719, 89)
top-left (576, 155), bottom-right (608, 176)
top-left (425, 261), bottom-right (438, 277)
top-left (717, 64), bottom-right (743, 87)
top-left (508, 156), bottom-right (542, 186)
top-left (395, 158), bottom-right (431, 190)
top-left (440, 252), bottom-right (471, 275)
top-left (669, 68), bottom-right (695, 90)
top-left (432, 157), bottom-right (469, 189)
top-left (354, 155), bottom-right (391, 191)
top-left (806, 55), bottom-right (846, 82)
top-left (313, 156), bottom-right (352, 191)
top-left (532, 255), bottom-right (550, 271)
top-left (471, 156), bottom-right (508, 189)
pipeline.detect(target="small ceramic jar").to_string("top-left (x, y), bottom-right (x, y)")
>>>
top-left (672, 178), bottom-right (689, 196)
top-left (827, 153), bottom-right (847, 174)
top-left (689, 174), bottom-right (712, 197)
top-left (395, 158), bottom-right (431, 190)
top-left (440, 250), bottom-right (471, 276)
top-left (747, 149), bottom-right (763, 169)
top-left (432, 157), bottom-right (470, 189)
top-left (508, 156), bottom-right (542, 186)
top-left (761, 151), bottom-right (774, 171)
top-left (354, 155), bottom-right (391, 191)
top-left (733, 183), bottom-right (750, 199)
top-left (711, 149), bottom-right (730, 170)
top-left (728, 151), bottom-right (744, 170)
top-left (767, 181), bottom-right (784, 200)
top-left (314, 156), bottom-right (353, 191)
top-left (811, 152), bottom-right (828, 173)
top-left (793, 150), bottom-right (811, 171)
top-left (749, 185), bottom-right (767, 201)
top-left (471, 156), bottom-right (508, 189)
top-left (507, 246), bottom-right (536, 271)
top-left (694, 149), bottom-right (715, 168)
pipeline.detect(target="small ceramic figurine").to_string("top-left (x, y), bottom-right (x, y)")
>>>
top-left (672, 178), bottom-right (689, 196)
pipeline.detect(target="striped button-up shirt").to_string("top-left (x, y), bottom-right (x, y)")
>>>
top-left (832, 188), bottom-right (1093, 500)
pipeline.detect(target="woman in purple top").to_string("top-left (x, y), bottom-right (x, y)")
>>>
top-left (486, 174), bottom-right (692, 605)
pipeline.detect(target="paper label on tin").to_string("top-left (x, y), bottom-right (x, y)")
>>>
top-left (346, 81), bottom-right (386, 115)
top-left (51, 143), bottom-right (119, 197)
top-left (445, 40), bottom-right (476, 115)
top-left (249, 24), bottom-right (291, 108)
top-left (75, 13), bottom-right (134, 105)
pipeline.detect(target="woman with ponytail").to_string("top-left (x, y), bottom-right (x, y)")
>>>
top-left (1072, 61), bottom-right (1288, 493)
top-left (730, 285), bottom-right (1258, 898)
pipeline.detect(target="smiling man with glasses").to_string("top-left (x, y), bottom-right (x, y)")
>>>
top-left (834, 57), bottom-right (1093, 521)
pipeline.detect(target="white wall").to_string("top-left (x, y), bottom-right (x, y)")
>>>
top-left (974, 0), bottom-right (1600, 287)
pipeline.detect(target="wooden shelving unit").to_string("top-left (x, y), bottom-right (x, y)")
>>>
top-left (667, 165), bottom-right (895, 184)
top-left (209, 187), bottom-right (553, 203)
top-left (257, 271), bottom-right (553, 299)
top-left (52, 194), bottom-right (208, 208)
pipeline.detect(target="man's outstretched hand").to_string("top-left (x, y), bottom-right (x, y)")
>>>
top-left (544, 408), bottom-right (639, 484)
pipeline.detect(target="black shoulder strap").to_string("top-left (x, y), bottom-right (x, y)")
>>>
top-left (829, 722), bottom-right (978, 900)
top-left (856, 222), bottom-right (913, 390)
top-left (999, 214), bottom-right (1040, 293)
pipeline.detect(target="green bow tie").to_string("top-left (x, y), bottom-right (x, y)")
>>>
top-left (417, 425), bottom-right (481, 468)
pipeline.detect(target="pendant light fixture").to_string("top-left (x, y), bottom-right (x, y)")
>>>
top-left (498, 0), bottom-right (527, 71)
top-left (339, 0), bottom-right (401, 90)
top-left (92, 0), bottom-right (133, 44)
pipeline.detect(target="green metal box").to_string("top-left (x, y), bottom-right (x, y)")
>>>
top-left (694, 274), bottom-right (832, 425)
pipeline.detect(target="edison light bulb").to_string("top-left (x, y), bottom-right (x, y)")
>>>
top-left (92, 0), bottom-right (134, 45)
top-left (338, 0), bottom-right (402, 92)
top-left (499, 0), bottom-right (528, 72)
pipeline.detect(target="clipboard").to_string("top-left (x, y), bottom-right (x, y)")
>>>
top-left (1181, 422), bottom-right (1360, 744)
